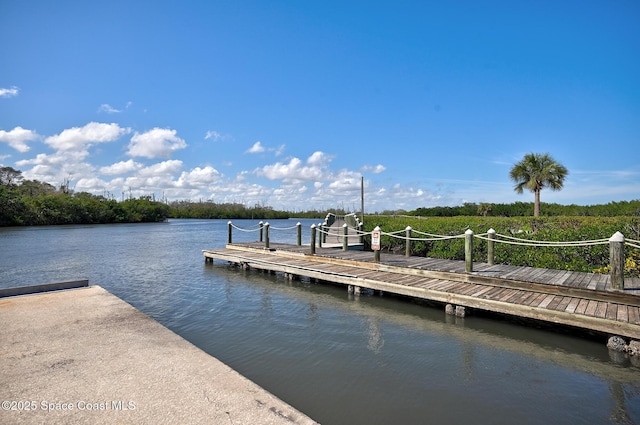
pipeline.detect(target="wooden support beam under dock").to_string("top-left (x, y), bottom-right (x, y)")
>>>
top-left (203, 243), bottom-right (640, 341)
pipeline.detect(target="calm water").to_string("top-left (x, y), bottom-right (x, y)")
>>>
top-left (1, 219), bottom-right (639, 425)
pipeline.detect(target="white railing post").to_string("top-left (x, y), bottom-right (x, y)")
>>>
top-left (609, 231), bottom-right (625, 290)
top-left (264, 222), bottom-right (270, 249)
top-left (342, 223), bottom-right (349, 251)
top-left (487, 228), bottom-right (496, 265)
top-left (405, 226), bottom-right (412, 257)
top-left (372, 226), bottom-right (381, 262)
top-left (310, 225), bottom-right (316, 255)
top-left (465, 229), bottom-right (474, 273)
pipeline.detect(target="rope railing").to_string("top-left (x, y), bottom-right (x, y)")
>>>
top-left (474, 234), bottom-right (609, 247)
top-left (487, 232), bottom-right (609, 246)
top-left (412, 228), bottom-right (463, 238)
top-left (626, 241), bottom-right (640, 250)
top-left (314, 224), bottom-right (366, 236)
top-left (226, 220), bottom-right (636, 290)
top-left (385, 231), bottom-right (464, 242)
top-left (229, 222), bottom-right (261, 233)
top-left (315, 223), bottom-right (618, 247)
top-left (268, 223), bottom-right (300, 231)
top-left (227, 221), bottom-right (305, 248)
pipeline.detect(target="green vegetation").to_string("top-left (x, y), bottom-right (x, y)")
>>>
top-left (363, 215), bottom-right (640, 275)
top-left (0, 167), bottom-right (170, 226)
top-left (168, 201), bottom-right (289, 220)
top-left (509, 152), bottom-right (568, 217)
top-left (168, 203), bottom-right (354, 220)
top-left (408, 200), bottom-right (640, 217)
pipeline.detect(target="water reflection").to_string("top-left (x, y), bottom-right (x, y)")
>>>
top-left (206, 260), bottom-right (640, 424)
top-left (366, 317), bottom-right (385, 354)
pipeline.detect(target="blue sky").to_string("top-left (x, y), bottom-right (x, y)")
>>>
top-left (1, 1), bottom-right (638, 212)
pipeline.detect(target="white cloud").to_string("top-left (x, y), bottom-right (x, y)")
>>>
top-left (17, 152), bottom-right (72, 167)
top-left (45, 122), bottom-right (130, 151)
top-left (247, 141), bottom-right (265, 153)
top-left (0, 86), bottom-right (19, 98)
top-left (0, 126), bottom-right (40, 152)
top-left (205, 130), bottom-right (221, 141)
top-left (176, 166), bottom-right (221, 188)
top-left (307, 151), bottom-right (332, 166)
top-left (137, 160), bottom-right (184, 177)
top-left (255, 151), bottom-right (334, 183)
top-left (328, 171), bottom-right (362, 191)
top-left (118, 161), bottom-right (184, 193)
top-left (362, 164), bottom-right (386, 174)
top-left (18, 150), bottom-right (97, 190)
top-left (246, 141), bottom-right (287, 155)
top-left (100, 159), bottom-right (143, 175)
top-left (98, 104), bottom-right (121, 114)
top-left (75, 176), bottom-right (111, 193)
top-left (127, 128), bottom-right (187, 158)
top-left (257, 157), bottom-right (303, 179)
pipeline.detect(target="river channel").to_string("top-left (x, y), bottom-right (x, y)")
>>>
top-left (1, 219), bottom-right (639, 424)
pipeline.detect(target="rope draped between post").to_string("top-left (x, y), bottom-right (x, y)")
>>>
top-left (226, 221), bottom-right (635, 289)
top-left (267, 224), bottom-right (300, 231)
top-left (229, 222), bottom-right (262, 232)
top-left (228, 220), bottom-right (628, 250)
top-left (625, 240), bottom-right (640, 249)
top-left (473, 233), bottom-right (609, 247)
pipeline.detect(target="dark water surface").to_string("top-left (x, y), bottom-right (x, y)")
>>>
top-left (1, 219), bottom-right (639, 424)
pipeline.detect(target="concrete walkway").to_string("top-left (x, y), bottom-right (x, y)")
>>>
top-left (0, 286), bottom-right (318, 425)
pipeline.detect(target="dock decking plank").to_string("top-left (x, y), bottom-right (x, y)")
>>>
top-left (628, 307), bottom-right (640, 325)
top-left (555, 297), bottom-right (573, 312)
top-left (593, 302), bottom-right (608, 319)
top-left (545, 295), bottom-right (564, 311)
top-left (606, 304), bottom-right (618, 321)
top-left (617, 305), bottom-right (628, 323)
top-left (564, 298), bottom-right (581, 314)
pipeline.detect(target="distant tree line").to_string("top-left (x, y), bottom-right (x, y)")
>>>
top-left (0, 167), bottom-right (170, 226)
top-left (408, 201), bottom-right (640, 217)
top-left (168, 201), bottom-right (289, 220)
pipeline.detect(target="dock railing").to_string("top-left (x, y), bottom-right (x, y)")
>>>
top-left (226, 221), bottom-right (639, 290)
top-left (228, 221), bottom-right (304, 249)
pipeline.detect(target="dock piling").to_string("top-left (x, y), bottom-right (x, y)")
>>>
top-left (487, 228), bottom-right (496, 265)
top-left (343, 224), bottom-right (349, 251)
top-left (610, 231), bottom-right (625, 290)
top-left (465, 229), bottom-right (474, 273)
top-left (310, 225), bottom-right (317, 255)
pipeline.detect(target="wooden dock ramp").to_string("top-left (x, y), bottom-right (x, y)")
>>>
top-left (203, 243), bottom-right (640, 341)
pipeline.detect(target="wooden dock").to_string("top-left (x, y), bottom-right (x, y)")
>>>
top-left (204, 243), bottom-right (640, 341)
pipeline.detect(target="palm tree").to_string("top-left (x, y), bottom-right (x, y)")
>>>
top-left (509, 153), bottom-right (568, 217)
